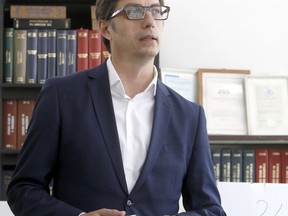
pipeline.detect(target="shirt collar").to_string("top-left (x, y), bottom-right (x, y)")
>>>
top-left (107, 57), bottom-right (158, 97)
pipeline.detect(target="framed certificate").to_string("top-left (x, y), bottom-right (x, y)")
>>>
top-left (245, 75), bottom-right (288, 135)
top-left (160, 68), bottom-right (198, 102)
top-left (198, 68), bottom-right (250, 135)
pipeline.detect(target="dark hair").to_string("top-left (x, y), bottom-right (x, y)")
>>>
top-left (95, 0), bottom-right (165, 53)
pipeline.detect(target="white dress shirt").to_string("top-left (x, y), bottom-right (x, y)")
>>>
top-left (107, 58), bottom-right (158, 193)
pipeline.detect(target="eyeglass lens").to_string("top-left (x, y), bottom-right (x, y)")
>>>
top-left (125, 5), bottom-right (169, 20)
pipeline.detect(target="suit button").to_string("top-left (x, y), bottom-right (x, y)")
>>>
top-left (126, 199), bottom-right (134, 206)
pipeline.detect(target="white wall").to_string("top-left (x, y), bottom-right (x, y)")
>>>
top-left (160, 0), bottom-right (288, 75)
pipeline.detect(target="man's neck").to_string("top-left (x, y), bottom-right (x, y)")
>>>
top-left (111, 57), bottom-right (155, 98)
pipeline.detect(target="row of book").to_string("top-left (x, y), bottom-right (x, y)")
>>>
top-left (2, 99), bottom-right (35, 150)
top-left (3, 27), bottom-right (108, 84)
top-left (212, 148), bottom-right (288, 183)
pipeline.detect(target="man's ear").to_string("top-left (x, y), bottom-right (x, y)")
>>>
top-left (98, 20), bottom-right (112, 41)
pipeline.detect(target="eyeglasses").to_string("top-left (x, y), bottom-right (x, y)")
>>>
top-left (110, 4), bottom-right (170, 20)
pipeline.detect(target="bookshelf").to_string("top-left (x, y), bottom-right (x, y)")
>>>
top-left (0, 0), bottom-right (97, 200)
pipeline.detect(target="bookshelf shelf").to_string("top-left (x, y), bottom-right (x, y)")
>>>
top-left (209, 135), bottom-right (288, 145)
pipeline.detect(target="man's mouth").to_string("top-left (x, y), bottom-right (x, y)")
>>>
top-left (140, 35), bottom-right (158, 41)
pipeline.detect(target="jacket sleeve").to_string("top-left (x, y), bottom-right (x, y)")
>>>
top-left (6, 79), bottom-right (84, 216)
top-left (178, 106), bottom-right (226, 216)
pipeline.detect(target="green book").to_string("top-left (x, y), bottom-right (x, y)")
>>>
top-left (13, 29), bottom-right (27, 84)
top-left (3, 28), bottom-right (14, 83)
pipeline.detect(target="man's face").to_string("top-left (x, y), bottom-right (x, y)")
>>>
top-left (107, 0), bottom-right (164, 60)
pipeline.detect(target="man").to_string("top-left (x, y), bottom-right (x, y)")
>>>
top-left (7, 0), bottom-right (226, 215)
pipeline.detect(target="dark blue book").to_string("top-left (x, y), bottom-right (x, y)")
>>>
top-left (26, 29), bottom-right (38, 84)
top-left (243, 149), bottom-right (256, 182)
top-left (2, 169), bottom-right (14, 200)
top-left (3, 28), bottom-right (14, 83)
top-left (66, 29), bottom-right (77, 75)
top-left (47, 29), bottom-right (57, 79)
top-left (231, 149), bottom-right (243, 182)
top-left (221, 149), bottom-right (231, 182)
top-left (56, 30), bottom-right (67, 77)
top-left (37, 29), bottom-right (48, 84)
top-left (211, 149), bottom-right (221, 182)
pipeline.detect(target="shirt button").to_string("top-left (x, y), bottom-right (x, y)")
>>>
top-left (127, 199), bottom-right (134, 206)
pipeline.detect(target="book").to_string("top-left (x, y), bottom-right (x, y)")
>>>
top-left (211, 149), bottom-right (221, 182)
top-left (76, 29), bottom-right (89, 72)
top-left (14, 18), bottom-right (71, 29)
top-left (243, 149), bottom-right (255, 182)
top-left (231, 149), bottom-right (243, 182)
top-left (101, 39), bottom-right (110, 63)
top-left (13, 29), bottom-right (27, 83)
top-left (66, 30), bottom-right (77, 75)
top-left (90, 5), bottom-right (96, 20)
top-left (89, 29), bottom-right (101, 68)
top-left (37, 29), bottom-right (48, 84)
top-left (47, 29), bottom-right (57, 79)
top-left (56, 30), bottom-right (67, 77)
top-left (220, 149), bottom-right (231, 182)
top-left (91, 5), bottom-right (98, 30)
top-left (2, 99), bottom-right (17, 150)
top-left (1, 170), bottom-right (14, 200)
top-left (17, 99), bottom-right (35, 150)
top-left (268, 149), bottom-right (281, 183)
top-left (26, 29), bottom-right (38, 84)
top-left (10, 5), bottom-right (66, 19)
top-left (281, 149), bottom-right (288, 183)
top-left (3, 28), bottom-right (14, 83)
top-left (255, 149), bottom-right (269, 183)
top-left (92, 19), bottom-right (98, 31)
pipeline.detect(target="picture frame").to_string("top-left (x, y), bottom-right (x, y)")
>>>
top-left (197, 68), bottom-right (250, 135)
top-left (245, 75), bottom-right (288, 135)
top-left (160, 68), bottom-right (198, 102)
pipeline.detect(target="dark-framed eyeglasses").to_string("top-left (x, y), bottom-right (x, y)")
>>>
top-left (110, 4), bottom-right (170, 20)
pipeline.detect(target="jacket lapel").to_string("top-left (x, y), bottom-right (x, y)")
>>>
top-left (87, 65), bottom-right (128, 194)
top-left (131, 81), bottom-right (171, 194)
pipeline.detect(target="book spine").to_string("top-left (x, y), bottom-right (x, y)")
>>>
top-left (231, 149), bottom-right (243, 182)
top-left (2, 99), bottom-right (17, 150)
top-left (89, 29), bottom-right (101, 68)
top-left (66, 30), bottom-right (77, 75)
top-left (90, 5), bottom-right (96, 20)
top-left (47, 29), bottom-right (57, 79)
top-left (3, 28), bottom-right (14, 83)
top-left (14, 18), bottom-right (71, 29)
top-left (37, 29), bottom-right (48, 84)
top-left (255, 149), bottom-right (269, 183)
top-left (13, 29), bottom-right (27, 83)
top-left (101, 39), bottom-right (110, 63)
top-left (17, 99), bottom-right (35, 150)
top-left (281, 149), bottom-right (288, 183)
top-left (220, 149), bottom-right (231, 182)
top-left (243, 149), bottom-right (255, 182)
top-left (56, 30), bottom-right (67, 77)
top-left (10, 5), bottom-right (66, 19)
top-left (26, 29), bottom-right (38, 84)
top-left (268, 149), bottom-right (281, 183)
top-left (1, 170), bottom-right (14, 200)
top-left (211, 149), bottom-right (221, 182)
top-left (77, 29), bottom-right (89, 72)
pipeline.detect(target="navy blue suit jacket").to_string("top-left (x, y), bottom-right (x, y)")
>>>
top-left (7, 63), bottom-right (226, 216)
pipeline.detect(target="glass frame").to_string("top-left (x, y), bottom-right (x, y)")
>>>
top-left (110, 4), bottom-right (170, 20)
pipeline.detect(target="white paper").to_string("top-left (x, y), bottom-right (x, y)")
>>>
top-left (245, 76), bottom-right (288, 135)
top-left (202, 72), bottom-right (247, 135)
top-left (161, 68), bottom-right (198, 102)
